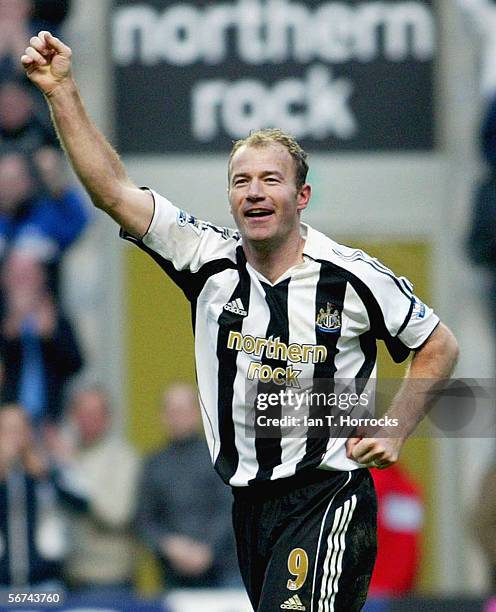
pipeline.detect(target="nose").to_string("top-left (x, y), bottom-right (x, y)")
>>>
top-left (246, 178), bottom-right (264, 201)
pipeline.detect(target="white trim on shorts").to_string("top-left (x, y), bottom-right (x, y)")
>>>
top-left (310, 471), bottom-right (352, 612)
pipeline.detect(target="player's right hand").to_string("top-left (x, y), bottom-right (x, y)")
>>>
top-left (21, 31), bottom-right (73, 96)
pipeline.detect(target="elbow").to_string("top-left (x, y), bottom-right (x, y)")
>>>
top-left (90, 190), bottom-right (119, 212)
top-left (90, 195), bottom-right (108, 211)
top-left (88, 180), bottom-right (130, 212)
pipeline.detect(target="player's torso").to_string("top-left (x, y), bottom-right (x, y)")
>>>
top-left (195, 256), bottom-right (373, 393)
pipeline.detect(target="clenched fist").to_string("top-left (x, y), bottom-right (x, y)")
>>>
top-left (21, 30), bottom-right (73, 97)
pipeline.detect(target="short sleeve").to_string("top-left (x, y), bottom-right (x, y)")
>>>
top-left (325, 241), bottom-right (441, 362)
top-left (120, 189), bottom-right (239, 302)
top-left (396, 295), bottom-right (439, 350)
top-left (140, 189), bottom-right (238, 272)
top-left (365, 266), bottom-right (439, 360)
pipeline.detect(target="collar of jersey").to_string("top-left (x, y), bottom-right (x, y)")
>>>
top-left (243, 223), bottom-right (322, 286)
top-left (300, 222), bottom-right (322, 261)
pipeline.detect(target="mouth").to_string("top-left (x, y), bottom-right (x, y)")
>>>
top-left (244, 208), bottom-right (274, 218)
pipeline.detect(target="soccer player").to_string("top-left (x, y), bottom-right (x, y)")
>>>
top-left (21, 32), bottom-right (459, 611)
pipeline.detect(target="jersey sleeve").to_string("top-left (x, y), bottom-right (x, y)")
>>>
top-left (142, 189), bottom-right (238, 272)
top-left (120, 189), bottom-right (238, 301)
top-left (330, 243), bottom-right (440, 361)
top-left (365, 265), bottom-right (439, 362)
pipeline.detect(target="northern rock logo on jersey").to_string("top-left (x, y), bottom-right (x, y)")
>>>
top-left (316, 302), bottom-right (341, 333)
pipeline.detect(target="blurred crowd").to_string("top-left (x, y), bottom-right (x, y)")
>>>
top-left (0, 0), bottom-right (242, 600)
top-left (0, 0), bottom-right (93, 591)
top-left (452, 3), bottom-right (496, 609)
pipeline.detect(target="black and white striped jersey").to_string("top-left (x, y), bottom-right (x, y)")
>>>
top-left (122, 190), bottom-right (439, 487)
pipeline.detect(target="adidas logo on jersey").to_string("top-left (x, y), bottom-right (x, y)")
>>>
top-left (280, 595), bottom-right (306, 610)
top-left (223, 298), bottom-right (247, 316)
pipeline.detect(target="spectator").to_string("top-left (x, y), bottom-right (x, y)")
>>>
top-left (135, 383), bottom-right (240, 590)
top-left (0, 149), bottom-right (89, 296)
top-left (0, 252), bottom-right (83, 423)
top-left (45, 384), bottom-right (140, 598)
top-left (0, 1), bottom-right (71, 81)
top-left (0, 0), bottom-right (32, 80)
top-left (31, 1), bottom-right (71, 34)
top-left (368, 464), bottom-right (424, 597)
top-left (0, 403), bottom-right (86, 588)
top-left (467, 94), bottom-right (496, 337)
top-left (0, 79), bottom-right (57, 153)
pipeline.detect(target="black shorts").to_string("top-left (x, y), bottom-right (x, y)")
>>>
top-left (232, 468), bottom-right (377, 612)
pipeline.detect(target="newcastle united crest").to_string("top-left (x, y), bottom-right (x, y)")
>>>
top-left (316, 302), bottom-right (341, 333)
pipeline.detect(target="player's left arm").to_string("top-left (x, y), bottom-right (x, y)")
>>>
top-left (346, 322), bottom-right (459, 468)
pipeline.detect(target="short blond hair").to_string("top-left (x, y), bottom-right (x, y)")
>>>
top-left (229, 128), bottom-right (309, 190)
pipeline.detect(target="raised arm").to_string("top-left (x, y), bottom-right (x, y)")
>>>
top-left (346, 322), bottom-right (460, 468)
top-left (21, 31), bottom-right (153, 238)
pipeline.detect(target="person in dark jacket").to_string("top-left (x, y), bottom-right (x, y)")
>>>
top-left (0, 79), bottom-right (56, 154)
top-left (467, 94), bottom-right (496, 336)
top-left (0, 404), bottom-right (87, 587)
top-left (135, 383), bottom-right (241, 590)
top-left (0, 252), bottom-right (83, 423)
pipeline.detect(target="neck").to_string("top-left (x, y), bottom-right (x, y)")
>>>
top-left (242, 229), bottom-right (305, 283)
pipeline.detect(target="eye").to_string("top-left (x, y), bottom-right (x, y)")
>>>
top-left (233, 178), bottom-right (248, 187)
top-left (265, 176), bottom-right (280, 184)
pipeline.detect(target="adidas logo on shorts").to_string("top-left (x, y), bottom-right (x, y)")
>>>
top-left (223, 298), bottom-right (247, 316)
top-left (280, 594), bottom-right (306, 610)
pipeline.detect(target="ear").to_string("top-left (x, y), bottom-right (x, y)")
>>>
top-left (296, 183), bottom-right (311, 213)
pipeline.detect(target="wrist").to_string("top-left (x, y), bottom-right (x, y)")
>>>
top-left (45, 77), bottom-right (78, 102)
top-left (379, 413), bottom-right (410, 442)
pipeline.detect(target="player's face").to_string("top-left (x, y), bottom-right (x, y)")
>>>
top-left (228, 144), bottom-right (310, 247)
